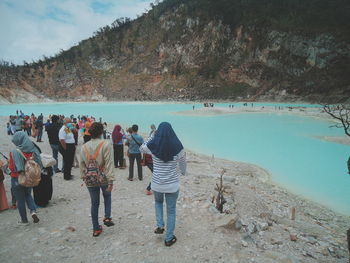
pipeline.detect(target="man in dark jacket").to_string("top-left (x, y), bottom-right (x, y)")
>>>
top-left (35, 115), bottom-right (44, 142)
top-left (46, 115), bottom-right (62, 173)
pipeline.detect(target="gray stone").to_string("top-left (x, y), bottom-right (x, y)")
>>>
top-left (235, 218), bottom-right (243, 230)
top-left (241, 240), bottom-right (248, 247)
top-left (215, 215), bottom-right (238, 229)
top-left (246, 223), bottom-right (257, 234)
top-left (256, 221), bottom-right (269, 231)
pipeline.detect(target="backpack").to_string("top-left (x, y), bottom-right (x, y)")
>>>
top-left (83, 141), bottom-right (107, 187)
top-left (16, 150), bottom-right (41, 187)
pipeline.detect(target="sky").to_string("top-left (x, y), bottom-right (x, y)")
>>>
top-left (0, 0), bottom-right (155, 65)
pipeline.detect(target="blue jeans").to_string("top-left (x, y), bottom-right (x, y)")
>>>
top-left (153, 190), bottom-right (179, 242)
top-left (87, 185), bottom-right (112, 231)
top-left (11, 177), bottom-right (37, 222)
top-left (50, 144), bottom-right (60, 172)
top-left (37, 127), bottom-right (43, 141)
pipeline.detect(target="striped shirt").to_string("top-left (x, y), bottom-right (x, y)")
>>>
top-left (140, 137), bottom-right (186, 193)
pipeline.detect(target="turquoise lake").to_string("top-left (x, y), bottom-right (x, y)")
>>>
top-left (0, 102), bottom-right (349, 215)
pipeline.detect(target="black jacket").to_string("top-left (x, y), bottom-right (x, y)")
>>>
top-left (46, 123), bottom-right (62, 145)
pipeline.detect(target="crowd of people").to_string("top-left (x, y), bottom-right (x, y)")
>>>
top-left (1, 110), bottom-right (187, 246)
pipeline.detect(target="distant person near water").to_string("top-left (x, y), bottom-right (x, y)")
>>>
top-left (59, 118), bottom-right (76, 180)
top-left (8, 131), bottom-right (42, 225)
top-left (112, 125), bottom-right (126, 169)
top-left (140, 122), bottom-right (186, 247)
top-left (83, 118), bottom-right (92, 143)
top-left (126, 125), bottom-right (143, 181)
top-left (35, 114), bottom-right (44, 142)
top-left (45, 115), bottom-right (63, 173)
top-left (79, 122), bottom-right (115, 237)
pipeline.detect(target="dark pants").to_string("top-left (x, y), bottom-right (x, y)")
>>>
top-left (11, 177), bottom-right (36, 222)
top-left (59, 143), bottom-right (75, 180)
top-left (113, 144), bottom-right (124, 168)
top-left (11, 186), bottom-right (16, 205)
top-left (37, 127), bottom-right (43, 141)
top-left (87, 185), bottom-right (112, 231)
top-left (129, 153), bottom-right (142, 180)
top-left (347, 157), bottom-right (350, 174)
top-left (146, 163), bottom-right (153, 191)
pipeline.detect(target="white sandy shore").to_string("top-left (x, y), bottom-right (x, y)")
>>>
top-left (0, 115), bottom-right (349, 263)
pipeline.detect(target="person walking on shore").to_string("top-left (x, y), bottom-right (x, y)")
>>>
top-left (140, 122), bottom-right (186, 247)
top-left (112, 125), bottom-right (125, 169)
top-left (79, 122), bottom-right (115, 237)
top-left (127, 125), bottom-right (143, 181)
top-left (8, 131), bottom-right (42, 224)
top-left (45, 115), bottom-right (62, 173)
top-left (59, 118), bottom-right (76, 180)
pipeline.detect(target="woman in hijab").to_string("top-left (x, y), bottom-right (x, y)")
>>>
top-left (140, 122), bottom-right (186, 247)
top-left (8, 131), bottom-right (42, 224)
top-left (112, 125), bottom-right (125, 169)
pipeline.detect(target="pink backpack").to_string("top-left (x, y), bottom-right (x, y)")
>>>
top-left (83, 141), bottom-right (107, 187)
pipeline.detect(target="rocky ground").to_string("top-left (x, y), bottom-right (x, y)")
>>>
top-left (0, 115), bottom-right (349, 263)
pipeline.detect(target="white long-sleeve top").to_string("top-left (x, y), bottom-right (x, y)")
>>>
top-left (140, 139), bottom-right (186, 193)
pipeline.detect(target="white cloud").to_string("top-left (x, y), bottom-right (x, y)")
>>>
top-left (0, 0), bottom-right (154, 64)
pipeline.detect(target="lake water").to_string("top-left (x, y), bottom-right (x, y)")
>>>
top-left (0, 102), bottom-right (349, 214)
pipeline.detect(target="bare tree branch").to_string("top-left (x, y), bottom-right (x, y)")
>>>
top-left (324, 104), bottom-right (350, 137)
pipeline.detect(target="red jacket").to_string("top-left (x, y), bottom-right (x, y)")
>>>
top-left (8, 152), bottom-right (33, 178)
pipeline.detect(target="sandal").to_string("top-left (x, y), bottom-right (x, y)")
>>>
top-left (165, 235), bottom-right (177, 247)
top-left (154, 227), bottom-right (165, 234)
top-left (103, 217), bottom-right (115, 227)
top-left (93, 225), bottom-right (103, 237)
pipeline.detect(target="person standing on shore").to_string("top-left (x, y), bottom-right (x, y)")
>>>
top-left (140, 122), bottom-right (186, 247)
top-left (14, 115), bottom-right (23, 133)
top-left (46, 115), bottom-right (62, 173)
top-left (79, 122), bottom-right (115, 237)
top-left (112, 125), bottom-right (125, 169)
top-left (127, 125), bottom-right (143, 181)
top-left (8, 131), bottom-right (42, 224)
top-left (35, 115), bottom-right (44, 142)
top-left (59, 118), bottom-right (76, 180)
top-left (83, 118), bottom-right (92, 143)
